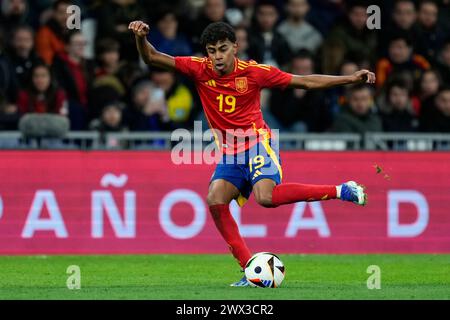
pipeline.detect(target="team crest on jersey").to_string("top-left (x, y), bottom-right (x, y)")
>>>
top-left (235, 77), bottom-right (248, 93)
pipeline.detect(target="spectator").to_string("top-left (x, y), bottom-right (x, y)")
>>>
top-left (322, 1), bottom-right (377, 74)
top-left (0, 0), bottom-right (30, 34)
top-left (95, 0), bottom-right (145, 62)
top-left (420, 86), bottom-right (450, 132)
top-left (7, 25), bottom-right (42, 89)
top-left (115, 61), bottom-right (146, 104)
top-left (277, 0), bottom-right (323, 54)
top-left (416, 0), bottom-right (447, 63)
top-left (87, 84), bottom-right (124, 124)
top-left (35, 0), bottom-right (72, 65)
top-left (52, 31), bottom-right (95, 129)
top-left (247, 0), bottom-right (292, 68)
top-left (303, 0), bottom-right (345, 36)
top-left (94, 38), bottom-right (122, 78)
top-left (269, 50), bottom-right (331, 132)
top-left (392, 0), bottom-right (418, 31)
top-left (414, 69), bottom-right (442, 113)
top-left (436, 38), bottom-right (450, 86)
top-left (0, 28), bottom-right (18, 104)
top-left (326, 59), bottom-right (360, 117)
top-left (438, 0), bottom-right (450, 33)
top-left (16, 63), bottom-right (68, 115)
top-left (143, 0), bottom-right (185, 23)
top-left (0, 26), bottom-right (21, 130)
top-left (189, 0), bottom-right (230, 54)
top-left (89, 38), bottom-right (126, 121)
top-left (89, 101), bottom-right (127, 133)
top-left (226, 0), bottom-right (256, 28)
top-left (379, 79), bottom-right (419, 132)
top-left (379, 0), bottom-right (419, 57)
top-left (331, 84), bottom-right (382, 134)
top-left (0, 97), bottom-right (20, 130)
top-left (151, 67), bottom-right (195, 129)
top-left (376, 33), bottom-right (430, 89)
top-left (340, 60), bottom-right (359, 76)
top-left (148, 10), bottom-right (192, 57)
top-left (125, 80), bottom-right (170, 131)
top-left (235, 26), bottom-right (249, 60)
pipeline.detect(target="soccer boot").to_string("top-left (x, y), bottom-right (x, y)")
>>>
top-left (230, 275), bottom-right (249, 287)
top-left (340, 181), bottom-right (367, 206)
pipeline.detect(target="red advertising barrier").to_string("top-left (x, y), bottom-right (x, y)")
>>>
top-left (0, 151), bottom-right (449, 254)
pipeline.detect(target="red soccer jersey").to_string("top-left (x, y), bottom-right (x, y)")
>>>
top-left (175, 56), bottom-right (293, 154)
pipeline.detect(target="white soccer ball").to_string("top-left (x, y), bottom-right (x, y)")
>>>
top-left (244, 252), bottom-right (285, 288)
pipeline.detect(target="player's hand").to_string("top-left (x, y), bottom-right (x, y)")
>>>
top-left (128, 21), bottom-right (150, 38)
top-left (352, 70), bottom-right (376, 84)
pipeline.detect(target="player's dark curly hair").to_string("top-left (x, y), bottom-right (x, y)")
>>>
top-left (200, 22), bottom-right (236, 48)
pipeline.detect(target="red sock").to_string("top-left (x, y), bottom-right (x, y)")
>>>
top-left (272, 183), bottom-right (337, 206)
top-left (209, 204), bottom-right (252, 269)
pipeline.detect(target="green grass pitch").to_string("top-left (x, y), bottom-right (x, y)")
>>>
top-left (0, 254), bottom-right (448, 300)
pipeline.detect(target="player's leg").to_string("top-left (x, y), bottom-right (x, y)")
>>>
top-left (250, 137), bottom-right (367, 207)
top-left (207, 179), bottom-right (252, 270)
top-left (253, 179), bottom-right (367, 208)
top-left (271, 181), bottom-right (367, 206)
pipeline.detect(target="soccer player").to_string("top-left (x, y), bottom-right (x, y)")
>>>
top-left (129, 21), bottom-right (374, 286)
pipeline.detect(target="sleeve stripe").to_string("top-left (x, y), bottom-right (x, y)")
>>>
top-left (249, 65), bottom-right (271, 71)
top-left (191, 57), bottom-right (205, 62)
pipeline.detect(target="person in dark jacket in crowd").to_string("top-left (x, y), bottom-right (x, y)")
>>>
top-left (0, 28), bottom-right (18, 105)
top-left (247, 0), bottom-right (292, 68)
top-left (52, 30), bottom-right (95, 129)
top-left (413, 69), bottom-right (442, 114)
top-left (89, 100), bottom-right (127, 133)
top-left (189, 0), bottom-right (231, 54)
top-left (436, 39), bottom-right (450, 86)
top-left (0, 0), bottom-right (30, 36)
top-left (415, 0), bottom-right (447, 64)
top-left (94, 37), bottom-right (122, 78)
top-left (379, 78), bottom-right (419, 132)
top-left (378, 0), bottom-right (419, 57)
top-left (269, 50), bottom-right (331, 132)
top-left (331, 83), bottom-right (383, 134)
top-left (7, 25), bottom-right (43, 89)
top-left (322, 0), bottom-right (378, 74)
top-left (95, 0), bottom-right (145, 62)
top-left (420, 86), bottom-right (450, 132)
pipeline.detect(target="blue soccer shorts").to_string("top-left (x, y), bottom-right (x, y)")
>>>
top-left (210, 138), bottom-right (282, 207)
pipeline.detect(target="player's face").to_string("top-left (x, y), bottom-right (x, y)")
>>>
top-left (206, 40), bottom-right (237, 75)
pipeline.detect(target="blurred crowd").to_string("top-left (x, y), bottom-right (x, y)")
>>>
top-left (0, 0), bottom-right (450, 135)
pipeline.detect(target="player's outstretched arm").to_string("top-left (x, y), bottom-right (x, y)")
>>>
top-left (289, 69), bottom-right (376, 90)
top-left (128, 20), bottom-right (175, 70)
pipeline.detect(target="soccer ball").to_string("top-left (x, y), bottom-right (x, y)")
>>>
top-left (244, 252), bottom-right (285, 288)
